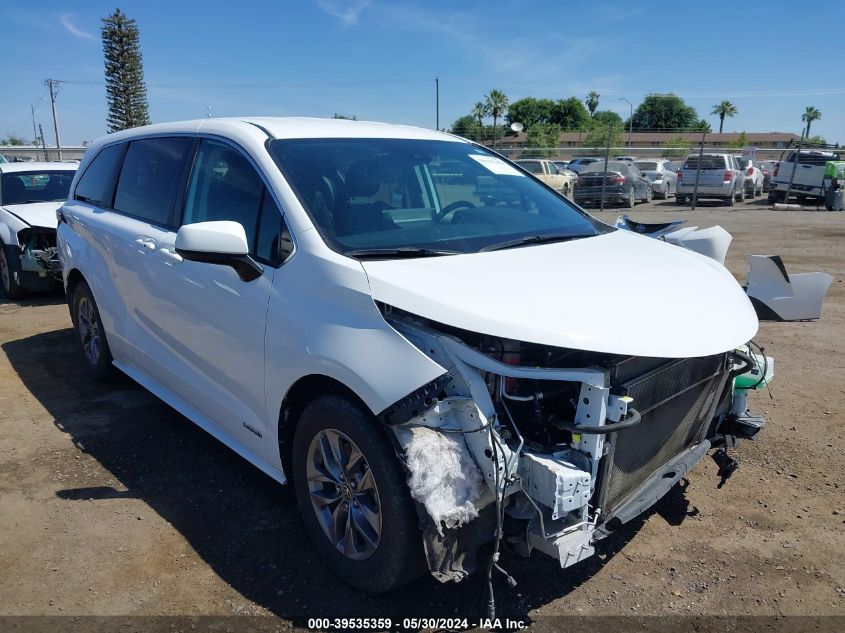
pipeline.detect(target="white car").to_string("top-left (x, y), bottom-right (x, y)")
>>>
top-left (735, 157), bottom-right (764, 197)
top-left (0, 161), bottom-right (77, 298)
top-left (57, 117), bottom-right (770, 592)
top-left (768, 149), bottom-right (842, 203)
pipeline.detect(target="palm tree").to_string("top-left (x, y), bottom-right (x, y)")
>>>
top-left (802, 106), bottom-right (821, 137)
top-left (585, 91), bottom-right (600, 118)
top-left (711, 100), bottom-right (737, 133)
top-left (471, 102), bottom-right (487, 143)
top-left (484, 89), bottom-right (509, 149)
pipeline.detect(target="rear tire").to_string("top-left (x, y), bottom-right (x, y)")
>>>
top-left (736, 187), bottom-right (745, 202)
top-left (71, 281), bottom-right (114, 380)
top-left (725, 191), bottom-right (735, 207)
top-left (0, 242), bottom-right (24, 300)
top-left (292, 394), bottom-right (426, 593)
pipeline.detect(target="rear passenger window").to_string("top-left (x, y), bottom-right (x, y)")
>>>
top-left (183, 139), bottom-right (263, 244)
top-left (114, 137), bottom-right (192, 225)
top-left (74, 143), bottom-right (124, 205)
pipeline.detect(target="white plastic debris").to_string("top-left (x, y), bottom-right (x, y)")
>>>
top-left (394, 425), bottom-right (484, 535)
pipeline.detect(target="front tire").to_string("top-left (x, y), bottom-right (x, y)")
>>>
top-left (626, 187), bottom-right (636, 208)
top-left (71, 281), bottom-right (114, 380)
top-left (0, 242), bottom-right (24, 300)
top-left (292, 394), bottom-right (425, 593)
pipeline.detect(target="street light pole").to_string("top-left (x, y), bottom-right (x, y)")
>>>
top-left (619, 98), bottom-right (633, 149)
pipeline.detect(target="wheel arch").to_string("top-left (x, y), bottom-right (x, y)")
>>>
top-left (64, 268), bottom-right (86, 320)
top-left (277, 374), bottom-right (375, 486)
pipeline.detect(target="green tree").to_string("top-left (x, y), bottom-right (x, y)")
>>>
top-left (102, 9), bottom-right (150, 132)
top-left (727, 131), bottom-right (749, 149)
top-left (450, 115), bottom-right (478, 139)
top-left (711, 100), bottom-right (737, 133)
top-left (805, 134), bottom-right (827, 145)
top-left (471, 102), bottom-right (487, 143)
top-left (591, 110), bottom-right (623, 127)
top-left (585, 91), bottom-right (600, 117)
top-left (1, 134), bottom-right (27, 145)
top-left (525, 122), bottom-right (561, 157)
top-left (506, 97), bottom-right (554, 128)
top-left (662, 135), bottom-right (690, 158)
top-left (484, 89), bottom-right (509, 148)
top-left (583, 121), bottom-right (623, 149)
top-left (550, 97), bottom-right (590, 130)
top-left (630, 94), bottom-right (703, 132)
top-left (802, 106), bottom-right (821, 137)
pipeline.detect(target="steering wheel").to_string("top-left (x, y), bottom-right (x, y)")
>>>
top-left (434, 200), bottom-right (476, 222)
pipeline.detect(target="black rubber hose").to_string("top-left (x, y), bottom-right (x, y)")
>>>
top-left (728, 349), bottom-right (755, 381)
top-left (557, 408), bottom-right (642, 435)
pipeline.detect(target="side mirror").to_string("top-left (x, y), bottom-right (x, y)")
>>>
top-left (175, 220), bottom-right (263, 282)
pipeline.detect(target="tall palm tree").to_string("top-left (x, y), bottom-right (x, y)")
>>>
top-left (802, 106), bottom-right (821, 137)
top-left (711, 100), bottom-right (738, 133)
top-left (471, 101), bottom-right (487, 143)
top-left (585, 91), bottom-right (600, 118)
top-left (484, 89), bottom-right (509, 149)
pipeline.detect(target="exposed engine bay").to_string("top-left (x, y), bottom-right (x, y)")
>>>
top-left (378, 304), bottom-right (773, 583)
top-left (14, 228), bottom-right (62, 290)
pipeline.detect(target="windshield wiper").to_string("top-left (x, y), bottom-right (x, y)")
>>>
top-left (344, 247), bottom-right (461, 259)
top-left (479, 233), bottom-right (595, 252)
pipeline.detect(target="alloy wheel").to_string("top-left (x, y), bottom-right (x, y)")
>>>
top-left (0, 250), bottom-right (9, 294)
top-left (77, 296), bottom-right (101, 365)
top-left (306, 428), bottom-right (382, 560)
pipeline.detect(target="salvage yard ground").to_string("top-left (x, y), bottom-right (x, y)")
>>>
top-left (0, 200), bottom-right (843, 626)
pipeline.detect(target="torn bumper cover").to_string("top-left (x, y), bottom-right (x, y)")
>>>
top-left (382, 314), bottom-right (772, 582)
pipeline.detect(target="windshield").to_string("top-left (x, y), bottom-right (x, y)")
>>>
top-left (269, 138), bottom-right (605, 256)
top-left (1, 170), bottom-right (75, 205)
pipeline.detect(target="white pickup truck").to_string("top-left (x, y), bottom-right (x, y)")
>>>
top-left (515, 159), bottom-right (576, 197)
top-left (768, 149), bottom-right (841, 203)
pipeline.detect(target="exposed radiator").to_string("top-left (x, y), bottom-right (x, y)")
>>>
top-left (603, 354), bottom-right (729, 516)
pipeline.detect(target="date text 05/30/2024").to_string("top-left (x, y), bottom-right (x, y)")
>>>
top-left (307, 617), bottom-right (527, 630)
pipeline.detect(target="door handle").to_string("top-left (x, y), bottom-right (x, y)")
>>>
top-left (159, 247), bottom-right (183, 264)
top-left (134, 237), bottom-right (156, 251)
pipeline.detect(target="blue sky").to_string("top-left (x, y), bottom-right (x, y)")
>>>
top-left (1, 0), bottom-right (843, 145)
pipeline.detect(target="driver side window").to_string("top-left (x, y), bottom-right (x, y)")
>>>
top-left (183, 139), bottom-right (263, 244)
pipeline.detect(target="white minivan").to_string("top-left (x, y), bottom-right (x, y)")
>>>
top-left (58, 118), bottom-right (770, 592)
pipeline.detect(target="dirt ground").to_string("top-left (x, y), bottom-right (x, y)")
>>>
top-left (0, 199), bottom-right (843, 629)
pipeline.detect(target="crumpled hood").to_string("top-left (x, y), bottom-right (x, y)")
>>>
top-left (2, 202), bottom-right (62, 229)
top-left (361, 230), bottom-right (758, 358)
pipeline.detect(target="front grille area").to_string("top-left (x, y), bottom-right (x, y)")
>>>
top-left (603, 354), bottom-right (729, 516)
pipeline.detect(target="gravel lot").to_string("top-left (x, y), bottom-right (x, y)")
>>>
top-left (0, 199), bottom-right (843, 629)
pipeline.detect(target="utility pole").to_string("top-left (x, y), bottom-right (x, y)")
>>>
top-left (435, 77), bottom-right (440, 131)
top-left (38, 124), bottom-right (48, 161)
top-left (30, 104), bottom-right (39, 156)
top-left (784, 128), bottom-right (805, 205)
top-left (45, 79), bottom-right (63, 160)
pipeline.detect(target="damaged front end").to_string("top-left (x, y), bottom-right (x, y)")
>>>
top-left (13, 227), bottom-right (62, 291)
top-left (379, 306), bottom-right (773, 582)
